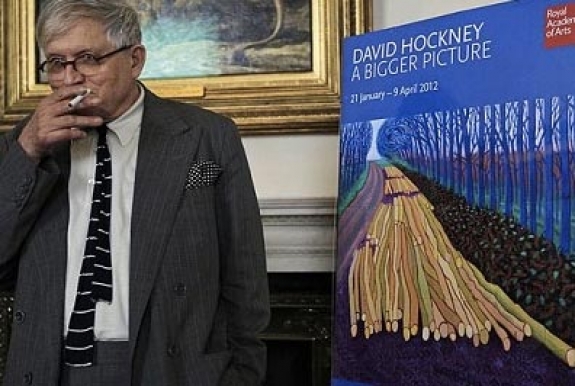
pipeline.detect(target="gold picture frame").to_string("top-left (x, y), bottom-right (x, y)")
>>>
top-left (0, 0), bottom-right (371, 134)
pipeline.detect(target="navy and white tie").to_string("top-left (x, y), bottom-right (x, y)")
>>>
top-left (65, 126), bottom-right (113, 367)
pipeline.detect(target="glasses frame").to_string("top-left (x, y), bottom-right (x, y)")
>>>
top-left (37, 45), bottom-right (134, 76)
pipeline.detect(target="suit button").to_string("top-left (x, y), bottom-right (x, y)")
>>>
top-left (167, 344), bottom-right (180, 357)
top-left (14, 310), bottom-right (25, 323)
top-left (173, 283), bottom-right (187, 296)
top-left (23, 371), bottom-right (33, 384)
top-left (13, 195), bottom-right (24, 206)
top-left (18, 177), bottom-right (31, 194)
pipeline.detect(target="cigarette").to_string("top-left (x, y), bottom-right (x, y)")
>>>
top-left (68, 88), bottom-right (91, 109)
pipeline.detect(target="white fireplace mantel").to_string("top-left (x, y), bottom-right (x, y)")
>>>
top-left (259, 198), bottom-right (337, 273)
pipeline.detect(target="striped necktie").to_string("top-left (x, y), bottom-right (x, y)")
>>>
top-left (65, 126), bottom-right (113, 367)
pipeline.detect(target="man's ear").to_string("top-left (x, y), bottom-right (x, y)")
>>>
top-left (131, 45), bottom-right (146, 77)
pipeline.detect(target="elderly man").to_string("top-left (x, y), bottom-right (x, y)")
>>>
top-left (0, 0), bottom-right (269, 385)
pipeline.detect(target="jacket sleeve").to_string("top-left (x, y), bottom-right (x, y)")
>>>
top-left (214, 120), bottom-right (270, 386)
top-left (0, 127), bottom-right (61, 290)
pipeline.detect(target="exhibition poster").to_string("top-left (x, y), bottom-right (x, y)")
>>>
top-left (335, 1), bottom-right (575, 384)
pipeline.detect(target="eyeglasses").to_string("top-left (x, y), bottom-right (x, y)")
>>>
top-left (38, 45), bottom-right (133, 78)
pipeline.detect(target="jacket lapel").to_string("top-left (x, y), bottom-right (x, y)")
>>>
top-left (128, 91), bottom-right (202, 356)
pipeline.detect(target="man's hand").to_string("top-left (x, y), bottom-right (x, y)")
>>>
top-left (18, 87), bottom-right (103, 162)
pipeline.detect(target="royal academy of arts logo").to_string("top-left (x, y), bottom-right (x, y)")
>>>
top-left (545, 3), bottom-right (575, 48)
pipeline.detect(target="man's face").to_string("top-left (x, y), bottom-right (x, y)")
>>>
top-left (44, 18), bottom-right (145, 120)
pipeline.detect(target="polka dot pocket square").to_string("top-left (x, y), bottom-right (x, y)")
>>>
top-left (185, 160), bottom-right (223, 190)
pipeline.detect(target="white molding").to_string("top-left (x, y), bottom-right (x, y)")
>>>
top-left (259, 198), bottom-right (337, 272)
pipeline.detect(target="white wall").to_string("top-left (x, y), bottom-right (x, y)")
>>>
top-left (242, 135), bottom-right (340, 199)
top-left (373, 0), bottom-right (508, 29)
top-left (243, 0), bottom-right (509, 201)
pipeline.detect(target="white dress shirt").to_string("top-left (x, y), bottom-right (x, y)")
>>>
top-left (65, 88), bottom-right (144, 340)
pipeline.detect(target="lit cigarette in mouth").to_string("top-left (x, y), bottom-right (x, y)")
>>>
top-left (68, 88), bottom-right (91, 109)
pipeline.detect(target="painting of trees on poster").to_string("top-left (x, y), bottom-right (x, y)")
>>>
top-left (335, 94), bottom-right (575, 385)
top-left (396, 97), bottom-right (574, 255)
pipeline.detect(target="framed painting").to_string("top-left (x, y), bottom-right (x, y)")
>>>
top-left (0, 0), bottom-right (371, 134)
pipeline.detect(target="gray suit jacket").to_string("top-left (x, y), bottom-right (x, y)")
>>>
top-left (0, 89), bottom-right (270, 385)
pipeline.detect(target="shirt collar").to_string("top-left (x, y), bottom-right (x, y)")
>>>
top-left (105, 84), bottom-right (145, 147)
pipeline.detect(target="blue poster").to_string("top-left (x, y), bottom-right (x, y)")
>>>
top-left (335, 1), bottom-right (575, 384)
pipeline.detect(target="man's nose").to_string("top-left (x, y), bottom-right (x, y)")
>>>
top-left (62, 62), bottom-right (84, 85)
